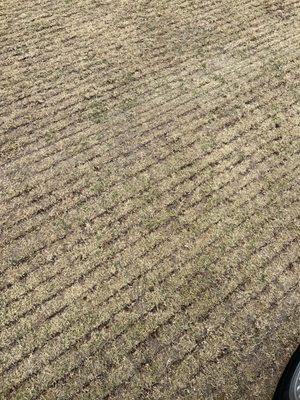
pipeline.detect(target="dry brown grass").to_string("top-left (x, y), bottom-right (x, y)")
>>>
top-left (0, 0), bottom-right (299, 399)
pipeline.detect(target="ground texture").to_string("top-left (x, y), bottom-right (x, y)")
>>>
top-left (0, 0), bottom-right (299, 399)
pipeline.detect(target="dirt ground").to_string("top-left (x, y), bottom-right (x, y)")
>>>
top-left (0, 0), bottom-right (299, 399)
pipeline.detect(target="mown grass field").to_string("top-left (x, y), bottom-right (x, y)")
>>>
top-left (0, 0), bottom-right (299, 399)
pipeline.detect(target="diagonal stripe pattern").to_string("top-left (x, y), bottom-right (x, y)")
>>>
top-left (0, 0), bottom-right (299, 399)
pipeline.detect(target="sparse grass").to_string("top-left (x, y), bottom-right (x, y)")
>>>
top-left (121, 98), bottom-right (138, 112)
top-left (57, 218), bottom-right (71, 232)
top-left (96, 131), bottom-right (102, 140)
top-left (93, 180), bottom-right (105, 193)
top-left (90, 110), bottom-right (107, 124)
top-left (0, 1), bottom-right (299, 399)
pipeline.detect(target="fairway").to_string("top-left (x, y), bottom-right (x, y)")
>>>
top-left (0, 0), bottom-right (299, 399)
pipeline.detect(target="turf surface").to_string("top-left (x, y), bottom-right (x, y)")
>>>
top-left (0, 0), bottom-right (299, 399)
